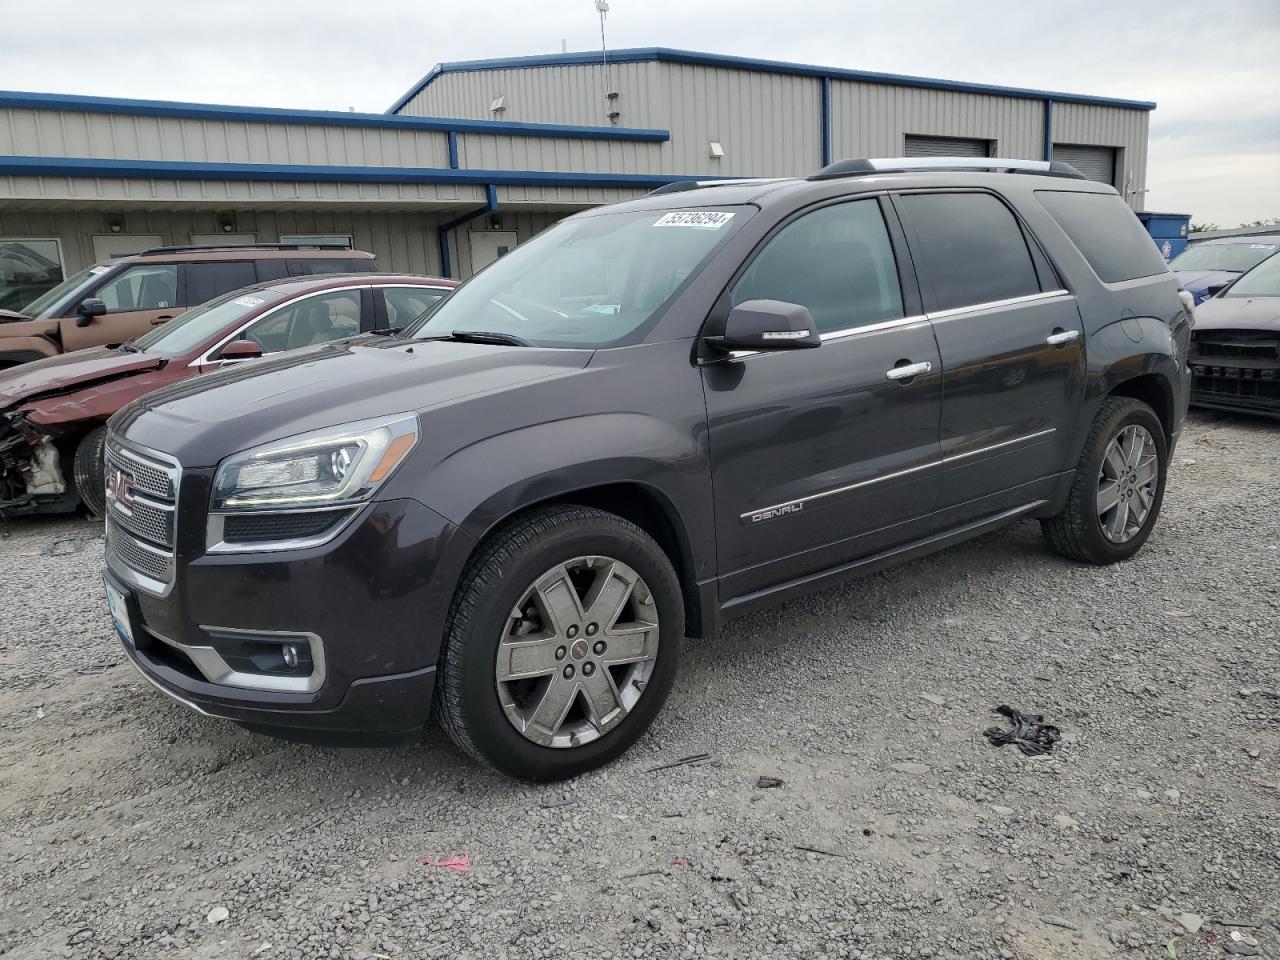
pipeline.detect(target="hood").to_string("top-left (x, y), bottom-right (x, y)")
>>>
top-left (1192, 295), bottom-right (1280, 333)
top-left (1174, 269), bottom-right (1239, 298)
top-left (112, 338), bottom-right (593, 465)
top-left (0, 346), bottom-right (163, 410)
top-left (0, 308), bottom-right (31, 323)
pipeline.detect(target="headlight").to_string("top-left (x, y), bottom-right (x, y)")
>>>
top-left (211, 413), bottom-right (418, 512)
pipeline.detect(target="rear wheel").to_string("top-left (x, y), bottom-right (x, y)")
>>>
top-left (435, 505), bottom-right (683, 781)
top-left (73, 426), bottom-right (108, 518)
top-left (1041, 397), bottom-right (1167, 564)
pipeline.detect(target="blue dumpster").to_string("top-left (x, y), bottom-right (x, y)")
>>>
top-left (1137, 212), bottom-right (1191, 261)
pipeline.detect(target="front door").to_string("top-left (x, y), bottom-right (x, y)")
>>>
top-left (702, 197), bottom-right (943, 602)
top-left (894, 191), bottom-right (1087, 517)
top-left (60, 262), bottom-right (180, 352)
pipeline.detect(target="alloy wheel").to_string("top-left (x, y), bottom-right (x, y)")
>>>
top-left (1097, 424), bottom-right (1158, 543)
top-left (495, 556), bottom-right (660, 748)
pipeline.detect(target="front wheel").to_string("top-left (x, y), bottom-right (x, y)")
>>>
top-left (74, 425), bottom-right (109, 518)
top-left (435, 504), bottom-right (683, 781)
top-left (1041, 397), bottom-right (1168, 565)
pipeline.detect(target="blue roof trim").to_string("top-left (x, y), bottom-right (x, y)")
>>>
top-left (388, 47), bottom-right (1156, 113)
top-left (0, 90), bottom-right (669, 142)
top-left (0, 155), bottom-right (704, 189)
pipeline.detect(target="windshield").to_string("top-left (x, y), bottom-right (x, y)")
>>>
top-left (407, 207), bottom-right (748, 348)
top-left (1226, 253), bottom-right (1280, 298)
top-left (18, 265), bottom-right (110, 317)
top-left (131, 289), bottom-right (283, 357)
top-left (1170, 242), bottom-right (1279, 274)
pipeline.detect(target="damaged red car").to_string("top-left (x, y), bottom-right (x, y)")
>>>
top-left (0, 273), bottom-right (455, 517)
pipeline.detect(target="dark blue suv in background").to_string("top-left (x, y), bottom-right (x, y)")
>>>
top-left (1170, 234), bottom-right (1280, 303)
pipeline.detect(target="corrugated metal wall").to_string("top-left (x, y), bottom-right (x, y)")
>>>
top-left (829, 81), bottom-right (1044, 163)
top-left (0, 108), bottom-right (452, 168)
top-left (454, 133), bottom-right (664, 176)
top-left (399, 62), bottom-right (661, 127)
top-left (1052, 101), bottom-right (1149, 209)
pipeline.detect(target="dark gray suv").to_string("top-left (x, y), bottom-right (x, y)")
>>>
top-left (103, 158), bottom-right (1192, 780)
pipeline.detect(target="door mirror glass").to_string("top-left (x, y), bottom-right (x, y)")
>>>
top-left (710, 299), bottom-right (821, 352)
top-left (75, 297), bottom-right (107, 326)
top-left (217, 339), bottom-right (263, 362)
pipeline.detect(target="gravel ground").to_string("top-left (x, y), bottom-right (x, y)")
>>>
top-left (1, 410), bottom-right (1277, 960)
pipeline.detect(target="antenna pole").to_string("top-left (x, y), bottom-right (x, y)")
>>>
top-left (595, 0), bottom-right (611, 121)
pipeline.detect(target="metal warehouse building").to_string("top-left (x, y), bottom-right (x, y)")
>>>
top-left (0, 47), bottom-right (1154, 309)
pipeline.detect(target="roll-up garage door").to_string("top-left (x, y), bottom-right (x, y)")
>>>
top-left (904, 135), bottom-right (992, 158)
top-left (1052, 144), bottom-right (1116, 185)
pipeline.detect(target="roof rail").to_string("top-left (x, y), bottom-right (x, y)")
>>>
top-left (645, 176), bottom-right (792, 197)
top-left (136, 242), bottom-right (359, 256)
top-left (808, 157), bottom-right (1086, 181)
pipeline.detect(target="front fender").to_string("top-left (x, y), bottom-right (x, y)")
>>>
top-left (411, 411), bottom-right (715, 581)
top-left (0, 335), bottom-right (59, 366)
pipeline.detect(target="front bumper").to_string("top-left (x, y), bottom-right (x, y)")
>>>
top-left (106, 495), bottom-right (474, 745)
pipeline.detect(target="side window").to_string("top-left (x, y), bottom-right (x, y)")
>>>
top-left (1036, 191), bottom-right (1170, 284)
top-left (241, 290), bottom-right (363, 353)
top-left (383, 287), bottom-right (445, 328)
top-left (255, 259), bottom-right (289, 283)
top-left (898, 193), bottom-right (1041, 312)
top-left (287, 258), bottom-right (374, 276)
top-left (183, 261), bottom-right (256, 306)
top-left (95, 264), bottom-right (178, 313)
top-left (731, 200), bottom-right (904, 334)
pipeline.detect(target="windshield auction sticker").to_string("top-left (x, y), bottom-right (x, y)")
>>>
top-left (653, 211), bottom-right (736, 229)
top-left (233, 295), bottom-right (265, 307)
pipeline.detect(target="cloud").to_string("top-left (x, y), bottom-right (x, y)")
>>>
top-left (1, 0), bottom-right (1276, 223)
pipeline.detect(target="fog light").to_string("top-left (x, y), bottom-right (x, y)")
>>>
top-left (283, 644), bottom-right (300, 669)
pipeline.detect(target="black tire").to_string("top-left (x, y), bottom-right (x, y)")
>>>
top-left (435, 504), bottom-right (684, 781)
top-left (74, 426), bottom-right (109, 518)
top-left (1041, 397), bottom-right (1168, 565)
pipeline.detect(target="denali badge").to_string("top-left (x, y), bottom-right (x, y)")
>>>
top-left (745, 501), bottom-right (804, 524)
top-left (107, 467), bottom-right (135, 508)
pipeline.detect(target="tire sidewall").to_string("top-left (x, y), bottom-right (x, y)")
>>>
top-left (448, 518), bottom-right (683, 781)
top-left (74, 425), bottom-right (108, 518)
top-left (1080, 403), bottom-right (1168, 562)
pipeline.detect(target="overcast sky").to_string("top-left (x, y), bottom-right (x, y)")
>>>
top-left (3, 0), bottom-right (1276, 226)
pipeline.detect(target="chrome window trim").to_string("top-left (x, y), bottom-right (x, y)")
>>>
top-left (710, 314), bottom-right (930, 362)
top-left (739, 427), bottom-right (1057, 522)
top-left (187, 283), bottom-right (372, 368)
top-left (925, 289), bottom-right (1071, 323)
top-left (205, 506), bottom-right (360, 554)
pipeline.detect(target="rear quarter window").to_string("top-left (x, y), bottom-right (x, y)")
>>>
top-left (1036, 191), bottom-right (1169, 284)
top-left (288, 257), bottom-right (376, 275)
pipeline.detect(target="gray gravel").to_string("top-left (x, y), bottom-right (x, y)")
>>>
top-left (1, 410), bottom-right (1277, 960)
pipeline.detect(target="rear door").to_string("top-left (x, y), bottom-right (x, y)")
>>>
top-left (180, 260), bottom-right (257, 309)
top-left (893, 190), bottom-right (1087, 519)
top-left (376, 285), bottom-right (451, 331)
top-left (60, 262), bottom-right (180, 352)
top-left (701, 196), bottom-right (943, 601)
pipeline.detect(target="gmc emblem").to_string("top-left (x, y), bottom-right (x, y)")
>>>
top-left (107, 467), bottom-right (135, 507)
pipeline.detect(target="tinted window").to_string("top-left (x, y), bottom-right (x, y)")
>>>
top-left (732, 200), bottom-right (904, 334)
top-left (184, 261), bottom-right (256, 306)
top-left (899, 193), bottom-right (1040, 312)
top-left (383, 287), bottom-right (447, 328)
top-left (1037, 191), bottom-right (1169, 283)
top-left (96, 264), bottom-right (178, 313)
top-left (288, 258), bottom-right (375, 275)
top-left (242, 290), bottom-right (363, 353)
top-left (256, 259), bottom-right (289, 282)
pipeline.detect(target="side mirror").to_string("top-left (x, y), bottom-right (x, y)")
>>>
top-left (1204, 281), bottom-right (1230, 299)
top-left (75, 298), bottom-right (107, 327)
top-left (707, 299), bottom-right (821, 353)
top-left (217, 339), bottom-right (263, 362)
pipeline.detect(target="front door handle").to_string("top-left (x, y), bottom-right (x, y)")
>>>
top-left (885, 360), bottom-right (932, 382)
top-left (1046, 329), bottom-right (1080, 346)
top-left (151, 315), bottom-right (174, 325)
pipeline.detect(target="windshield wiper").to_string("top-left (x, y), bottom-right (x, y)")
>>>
top-left (117, 341), bottom-right (141, 353)
top-left (422, 330), bottom-right (533, 347)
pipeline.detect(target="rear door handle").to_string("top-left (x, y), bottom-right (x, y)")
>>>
top-left (885, 361), bottom-right (932, 382)
top-left (1046, 329), bottom-right (1080, 346)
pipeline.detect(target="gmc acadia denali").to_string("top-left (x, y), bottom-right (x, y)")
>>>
top-left (102, 158), bottom-right (1193, 781)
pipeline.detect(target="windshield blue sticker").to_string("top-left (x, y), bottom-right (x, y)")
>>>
top-left (653, 211), bottom-right (735, 229)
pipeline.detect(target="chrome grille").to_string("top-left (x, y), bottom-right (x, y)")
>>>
top-left (106, 521), bottom-right (173, 584)
top-left (104, 435), bottom-right (180, 591)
